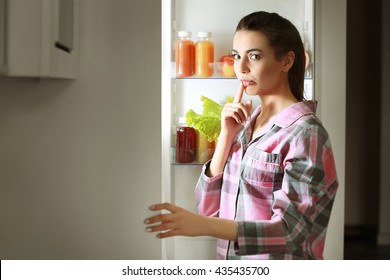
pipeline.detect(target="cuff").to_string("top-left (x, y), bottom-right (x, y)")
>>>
top-left (201, 160), bottom-right (223, 182)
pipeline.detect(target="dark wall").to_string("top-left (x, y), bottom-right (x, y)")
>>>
top-left (345, 0), bottom-right (381, 228)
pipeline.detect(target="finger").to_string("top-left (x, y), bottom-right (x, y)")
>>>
top-left (233, 83), bottom-right (245, 103)
top-left (245, 99), bottom-right (253, 114)
top-left (149, 202), bottom-right (179, 212)
top-left (146, 222), bottom-right (176, 233)
top-left (223, 104), bottom-right (248, 123)
top-left (224, 108), bottom-right (246, 124)
top-left (144, 213), bottom-right (175, 225)
top-left (156, 229), bottom-right (180, 239)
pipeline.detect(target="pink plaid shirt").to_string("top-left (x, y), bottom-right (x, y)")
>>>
top-left (195, 101), bottom-right (338, 259)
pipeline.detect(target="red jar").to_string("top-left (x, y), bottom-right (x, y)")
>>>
top-left (176, 117), bottom-right (196, 163)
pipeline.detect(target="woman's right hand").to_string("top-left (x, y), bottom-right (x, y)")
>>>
top-left (220, 83), bottom-right (252, 138)
top-left (207, 83), bottom-right (252, 177)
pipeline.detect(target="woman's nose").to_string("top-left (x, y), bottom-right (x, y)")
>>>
top-left (235, 58), bottom-right (249, 74)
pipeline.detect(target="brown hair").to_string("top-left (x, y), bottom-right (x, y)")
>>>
top-left (236, 11), bottom-right (305, 101)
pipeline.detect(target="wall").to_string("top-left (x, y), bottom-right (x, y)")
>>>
top-left (315, 0), bottom-right (346, 259)
top-left (345, 0), bottom-right (381, 229)
top-left (0, 0), bottom-right (162, 259)
top-left (378, 0), bottom-right (390, 245)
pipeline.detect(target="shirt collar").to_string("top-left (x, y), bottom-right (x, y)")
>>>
top-left (249, 100), bottom-right (317, 129)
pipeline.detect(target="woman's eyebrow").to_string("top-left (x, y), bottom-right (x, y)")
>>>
top-left (231, 48), bottom-right (264, 53)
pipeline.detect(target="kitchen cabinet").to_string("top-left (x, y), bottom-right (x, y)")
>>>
top-left (0, 0), bottom-right (79, 79)
top-left (162, 0), bottom-right (315, 259)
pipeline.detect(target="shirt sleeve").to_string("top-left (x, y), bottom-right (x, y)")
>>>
top-left (195, 160), bottom-right (223, 217)
top-left (234, 124), bottom-right (338, 256)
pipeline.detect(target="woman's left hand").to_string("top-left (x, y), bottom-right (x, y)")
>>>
top-left (144, 203), bottom-right (207, 238)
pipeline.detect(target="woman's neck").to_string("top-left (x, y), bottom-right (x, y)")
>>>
top-left (259, 91), bottom-right (298, 116)
top-left (250, 91), bottom-right (299, 140)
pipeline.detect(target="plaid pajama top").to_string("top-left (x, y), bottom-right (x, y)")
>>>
top-left (195, 101), bottom-right (338, 260)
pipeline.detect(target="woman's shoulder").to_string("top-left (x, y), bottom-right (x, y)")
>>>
top-left (293, 114), bottom-right (331, 143)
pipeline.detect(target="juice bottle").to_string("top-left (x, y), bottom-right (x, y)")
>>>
top-left (175, 31), bottom-right (195, 78)
top-left (176, 117), bottom-right (196, 163)
top-left (304, 42), bottom-right (312, 78)
top-left (195, 32), bottom-right (214, 77)
top-left (195, 132), bottom-right (214, 163)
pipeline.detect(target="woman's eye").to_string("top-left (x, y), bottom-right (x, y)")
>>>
top-left (231, 53), bottom-right (240, 60)
top-left (249, 53), bottom-right (261, 60)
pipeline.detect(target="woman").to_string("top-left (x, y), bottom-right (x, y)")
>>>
top-left (145, 11), bottom-right (338, 260)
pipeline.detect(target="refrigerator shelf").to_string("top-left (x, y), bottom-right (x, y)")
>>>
top-left (171, 62), bottom-right (236, 79)
top-left (171, 62), bottom-right (315, 80)
top-left (172, 162), bottom-right (204, 166)
top-left (170, 147), bottom-right (214, 165)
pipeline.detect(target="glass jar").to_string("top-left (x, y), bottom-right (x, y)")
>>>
top-left (175, 117), bottom-right (196, 163)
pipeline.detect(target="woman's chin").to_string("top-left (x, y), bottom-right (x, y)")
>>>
top-left (244, 86), bottom-right (259, 96)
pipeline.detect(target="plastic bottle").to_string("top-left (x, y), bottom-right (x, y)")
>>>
top-left (304, 42), bottom-right (312, 78)
top-left (176, 117), bottom-right (196, 163)
top-left (195, 32), bottom-right (214, 77)
top-left (304, 42), bottom-right (310, 70)
top-left (195, 132), bottom-right (214, 163)
top-left (175, 31), bottom-right (195, 78)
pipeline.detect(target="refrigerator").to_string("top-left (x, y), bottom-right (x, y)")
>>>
top-left (161, 0), bottom-right (346, 259)
top-left (162, 0), bottom-right (317, 260)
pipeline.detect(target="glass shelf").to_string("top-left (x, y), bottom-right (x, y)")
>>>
top-left (171, 61), bottom-right (315, 80)
top-left (172, 162), bottom-right (204, 166)
top-left (170, 147), bottom-right (214, 166)
top-left (171, 62), bottom-right (236, 79)
top-left (175, 76), bottom-right (236, 80)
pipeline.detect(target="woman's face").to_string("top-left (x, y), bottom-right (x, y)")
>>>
top-left (232, 30), bottom-right (288, 97)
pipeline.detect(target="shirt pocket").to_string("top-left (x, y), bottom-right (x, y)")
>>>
top-left (241, 148), bottom-right (283, 188)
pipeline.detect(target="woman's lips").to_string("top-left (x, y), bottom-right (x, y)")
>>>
top-left (240, 79), bottom-right (255, 87)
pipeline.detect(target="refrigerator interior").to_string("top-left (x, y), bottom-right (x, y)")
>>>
top-left (162, 0), bottom-right (314, 259)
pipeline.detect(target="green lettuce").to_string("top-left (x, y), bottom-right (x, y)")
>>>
top-left (186, 95), bottom-right (233, 142)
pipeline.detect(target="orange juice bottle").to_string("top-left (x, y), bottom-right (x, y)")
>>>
top-left (175, 31), bottom-right (195, 78)
top-left (195, 32), bottom-right (214, 77)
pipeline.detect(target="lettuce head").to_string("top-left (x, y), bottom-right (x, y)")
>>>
top-left (186, 95), bottom-right (233, 142)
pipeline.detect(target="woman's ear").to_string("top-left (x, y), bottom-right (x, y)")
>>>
top-left (282, 51), bottom-right (295, 72)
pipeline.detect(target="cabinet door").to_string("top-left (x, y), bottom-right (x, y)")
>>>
top-left (162, 0), bottom-right (315, 260)
top-left (0, 0), bottom-right (5, 72)
top-left (2, 0), bottom-right (78, 78)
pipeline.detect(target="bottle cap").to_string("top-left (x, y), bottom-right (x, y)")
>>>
top-left (197, 31), bottom-right (211, 38)
top-left (178, 31), bottom-right (191, 38)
